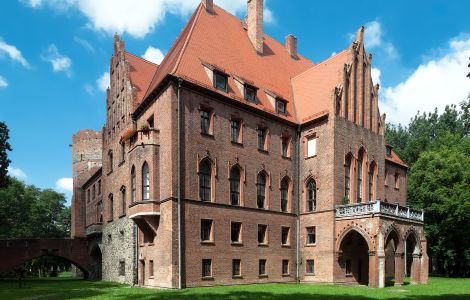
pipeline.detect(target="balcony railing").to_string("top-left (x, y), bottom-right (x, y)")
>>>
top-left (336, 200), bottom-right (424, 221)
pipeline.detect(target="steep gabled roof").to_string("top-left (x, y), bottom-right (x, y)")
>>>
top-left (124, 52), bottom-right (158, 105)
top-left (386, 150), bottom-right (409, 169)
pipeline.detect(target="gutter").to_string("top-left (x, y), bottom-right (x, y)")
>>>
top-left (177, 77), bottom-right (183, 289)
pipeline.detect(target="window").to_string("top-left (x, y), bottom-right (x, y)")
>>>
top-left (232, 259), bottom-right (241, 277)
top-left (231, 120), bottom-right (241, 143)
top-left (119, 260), bottom-right (125, 276)
top-left (369, 163), bottom-right (376, 201)
top-left (92, 185), bottom-right (96, 199)
top-left (200, 110), bottom-right (211, 135)
top-left (281, 227), bottom-right (290, 246)
top-left (276, 100), bottom-right (287, 115)
top-left (384, 171), bottom-right (389, 186)
top-left (231, 222), bottom-right (242, 243)
top-left (98, 180), bottom-right (101, 195)
top-left (258, 224), bottom-right (267, 244)
top-left (307, 137), bottom-right (316, 158)
top-left (121, 186), bottom-right (126, 215)
top-left (281, 137), bottom-right (289, 157)
top-left (357, 151), bottom-right (363, 203)
top-left (345, 155), bottom-right (351, 200)
top-left (306, 259), bottom-right (315, 274)
top-left (120, 142), bottom-right (125, 162)
top-left (306, 226), bottom-right (316, 245)
top-left (202, 259), bottom-right (212, 278)
top-left (257, 128), bottom-right (267, 150)
top-left (257, 173), bottom-right (266, 209)
top-left (244, 85), bottom-right (256, 102)
top-left (108, 151), bottom-right (113, 173)
top-left (87, 189), bottom-right (90, 203)
top-left (108, 194), bottom-right (114, 221)
top-left (131, 166), bottom-right (136, 202)
top-left (345, 259), bottom-right (352, 275)
top-left (149, 260), bottom-right (154, 277)
top-left (306, 179), bottom-right (316, 212)
top-left (214, 71), bottom-right (227, 92)
top-left (142, 162), bottom-right (150, 200)
top-left (230, 167), bottom-right (241, 206)
top-left (282, 260), bottom-right (289, 275)
top-left (200, 219), bottom-right (213, 242)
top-left (394, 173), bottom-right (400, 189)
top-left (280, 178), bottom-right (289, 213)
top-left (259, 259), bottom-right (267, 276)
top-left (147, 115), bottom-right (154, 129)
top-left (199, 160), bottom-right (211, 202)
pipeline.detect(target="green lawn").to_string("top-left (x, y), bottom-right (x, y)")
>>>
top-left (0, 277), bottom-right (469, 300)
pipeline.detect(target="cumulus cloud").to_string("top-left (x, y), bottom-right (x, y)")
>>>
top-left (0, 38), bottom-right (30, 68)
top-left (21, 0), bottom-right (275, 38)
top-left (0, 75), bottom-right (7, 88)
top-left (7, 166), bottom-right (27, 179)
top-left (350, 20), bottom-right (398, 60)
top-left (142, 46), bottom-right (165, 64)
top-left (97, 72), bottom-right (110, 92)
top-left (371, 67), bottom-right (381, 86)
top-left (56, 177), bottom-right (73, 192)
top-left (41, 44), bottom-right (72, 76)
top-left (74, 36), bottom-right (94, 52)
top-left (380, 35), bottom-right (470, 125)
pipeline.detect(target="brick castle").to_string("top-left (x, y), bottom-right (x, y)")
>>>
top-left (71, 0), bottom-right (429, 288)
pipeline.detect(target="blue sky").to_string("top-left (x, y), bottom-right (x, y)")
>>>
top-left (1, 0), bottom-right (469, 204)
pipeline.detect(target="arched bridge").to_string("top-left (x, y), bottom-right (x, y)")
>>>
top-left (0, 238), bottom-right (101, 279)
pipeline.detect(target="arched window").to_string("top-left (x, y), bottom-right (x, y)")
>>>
top-left (257, 173), bottom-right (266, 209)
top-left (280, 177), bottom-right (289, 213)
top-left (369, 161), bottom-right (376, 201)
top-left (142, 162), bottom-right (150, 200)
top-left (131, 166), bottom-right (136, 202)
top-left (229, 167), bottom-right (241, 206)
top-left (199, 160), bottom-right (211, 202)
top-left (306, 179), bottom-right (316, 212)
top-left (357, 150), bottom-right (364, 203)
top-left (344, 154), bottom-right (352, 200)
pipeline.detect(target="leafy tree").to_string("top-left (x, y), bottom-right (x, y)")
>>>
top-left (0, 121), bottom-right (12, 189)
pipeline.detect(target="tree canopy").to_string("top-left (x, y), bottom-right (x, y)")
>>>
top-left (0, 121), bottom-right (12, 189)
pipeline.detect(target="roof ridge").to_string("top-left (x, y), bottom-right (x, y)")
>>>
top-left (125, 51), bottom-right (159, 66)
top-left (292, 49), bottom-right (349, 81)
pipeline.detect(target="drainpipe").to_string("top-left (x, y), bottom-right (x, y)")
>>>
top-left (177, 77), bottom-right (183, 289)
top-left (296, 124), bottom-right (301, 282)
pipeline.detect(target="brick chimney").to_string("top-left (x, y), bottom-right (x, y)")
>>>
top-left (247, 0), bottom-right (264, 54)
top-left (285, 34), bottom-right (297, 58)
top-left (202, 0), bottom-right (213, 14)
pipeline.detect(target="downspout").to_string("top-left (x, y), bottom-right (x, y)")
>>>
top-left (177, 77), bottom-right (183, 289)
top-left (296, 124), bottom-right (301, 283)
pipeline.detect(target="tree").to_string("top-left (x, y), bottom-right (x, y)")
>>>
top-left (0, 121), bottom-right (12, 189)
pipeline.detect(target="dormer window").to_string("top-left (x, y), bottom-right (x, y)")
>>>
top-left (276, 99), bottom-right (287, 115)
top-left (244, 85), bottom-right (256, 102)
top-left (214, 71), bottom-right (228, 92)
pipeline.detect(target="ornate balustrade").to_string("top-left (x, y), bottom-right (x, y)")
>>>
top-left (336, 200), bottom-right (424, 221)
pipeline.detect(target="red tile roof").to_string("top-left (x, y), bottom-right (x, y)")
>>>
top-left (124, 52), bottom-right (158, 105)
top-left (386, 150), bottom-right (409, 169)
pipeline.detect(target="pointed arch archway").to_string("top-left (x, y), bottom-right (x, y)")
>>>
top-left (337, 227), bottom-right (372, 285)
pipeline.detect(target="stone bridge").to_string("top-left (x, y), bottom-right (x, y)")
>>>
top-left (0, 238), bottom-right (101, 279)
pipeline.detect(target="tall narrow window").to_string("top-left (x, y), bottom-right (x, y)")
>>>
top-left (232, 259), bottom-right (241, 277)
top-left (281, 227), bottom-right (290, 246)
top-left (120, 142), bottom-right (125, 162)
top-left (306, 259), bottom-right (315, 274)
top-left (200, 110), bottom-right (211, 135)
top-left (306, 226), bottom-right (316, 245)
top-left (131, 166), bottom-right (136, 202)
top-left (142, 162), bottom-right (150, 200)
top-left (394, 173), bottom-right (400, 189)
top-left (98, 180), bottom-right (101, 195)
top-left (259, 259), bottom-right (266, 275)
top-left (306, 179), bottom-right (316, 212)
top-left (256, 173), bottom-right (266, 209)
top-left (307, 137), bottom-right (317, 158)
top-left (282, 260), bottom-right (289, 275)
top-left (281, 137), bottom-right (289, 157)
top-left (199, 160), bottom-right (211, 202)
top-left (121, 186), bottom-right (126, 215)
top-left (357, 151), bottom-right (363, 203)
top-left (202, 259), bottom-right (212, 278)
top-left (149, 260), bottom-right (154, 277)
top-left (231, 120), bottom-right (241, 143)
top-left (230, 167), bottom-right (241, 206)
top-left (108, 194), bottom-right (114, 221)
top-left (92, 185), bottom-right (96, 199)
top-left (108, 151), bottom-right (113, 173)
top-left (280, 178), bottom-right (289, 213)
top-left (345, 155), bottom-right (351, 200)
top-left (258, 128), bottom-right (267, 150)
top-left (200, 219), bottom-right (213, 242)
top-left (258, 224), bottom-right (267, 244)
top-left (231, 222), bottom-right (242, 243)
top-left (369, 162), bottom-right (376, 201)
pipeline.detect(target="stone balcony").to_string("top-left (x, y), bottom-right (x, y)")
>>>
top-left (336, 200), bottom-right (424, 222)
top-left (85, 223), bottom-right (102, 237)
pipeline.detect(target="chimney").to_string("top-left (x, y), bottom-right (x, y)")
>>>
top-left (285, 34), bottom-right (297, 58)
top-left (247, 0), bottom-right (264, 54)
top-left (202, 0), bottom-right (213, 14)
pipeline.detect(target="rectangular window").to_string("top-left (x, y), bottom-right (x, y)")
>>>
top-left (276, 100), bottom-right (286, 115)
top-left (121, 142), bottom-right (125, 162)
top-left (258, 128), bottom-right (267, 150)
top-left (282, 260), bottom-right (289, 275)
top-left (307, 137), bottom-right (316, 158)
top-left (244, 85), bottom-right (256, 102)
top-left (87, 189), bottom-right (90, 203)
top-left (345, 259), bottom-right (352, 275)
top-left (119, 260), bottom-right (125, 276)
top-left (202, 259), bottom-right (212, 278)
top-left (281, 227), bottom-right (290, 246)
top-left (306, 259), bottom-right (315, 274)
top-left (232, 259), bottom-right (241, 277)
top-left (258, 224), bottom-right (267, 244)
top-left (231, 222), bottom-right (242, 243)
top-left (306, 226), bottom-right (316, 245)
top-left (98, 180), bottom-right (101, 195)
top-left (149, 260), bottom-right (154, 277)
top-left (259, 259), bottom-right (267, 276)
top-left (231, 120), bottom-right (241, 143)
top-left (200, 110), bottom-right (211, 135)
top-left (201, 219), bottom-right (213, 242)
top-left (214, 72), bottom-right (227, 92)
top-left (121, 189), bottom-right (126, 215)
top-left (281, 137), bottom-right (289, 157)
top-left (92, 185), bottom-right (96, 199)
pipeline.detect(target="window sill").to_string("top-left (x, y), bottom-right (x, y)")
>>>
top-left (281, 244), bottom-right (291, 248)
top-left (258, 243), bottom-right (269, 247)
top-left (201, 276), bottom-right (214, 281)
top-left (281, 156), bottom-right (291, 161)
top-left (305, 155), bottom-right (317, 160)
top-left (107, 170), bottom-right (113, 176)
top-left (232, 275), bottom-right (243, 279)
top-left (305, 273), bottom-right (315, 276)
top-left (231, 141), bottom-right (243, 147)
top-left (394, 187), bottom-right (400, 190)
top-left (200, 132), bottom-right (215, 139)
top-left (258, 149), bottom-right (269, 155)
top-left (149, 276), bottom-right (154, 279)
top-left (118, 160), bottom-right (125, 167)
top-left (147, 243), bottom-right (155, 246)
top-left (345, 274), bottom-right (353, 277)
top-left (258, 274), bottom-right (268, 278)
top-left (119, 214), bottom-right (126, 218)
top-left (305, 243), bottom-right (316, 247)
top-left (201, 240), bottom-right (215, 245)
top-left (231, 242), bottom-right (243, 246)
top-left (107, 219), bottom-right (113, 223)
top-left (282, 274), bottom-right (290, 277)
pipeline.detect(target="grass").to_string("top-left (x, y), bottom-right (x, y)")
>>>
top-left (0, 277), bottom-right (469, 300)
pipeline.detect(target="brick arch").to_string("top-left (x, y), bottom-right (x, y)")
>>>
top-left (404, 226), bottom-right (422, 254)
top-left (335, 223), bottom-right (375, 252)
top-left (383, 223), bottom-right (404, 253)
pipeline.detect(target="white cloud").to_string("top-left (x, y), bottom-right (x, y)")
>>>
top-left (364, 20), bottom-right (382, 48)
top-left (41, 44), bottom-right (72, 76)
top-left (371, 67), bottom-right (381, 86)
top-left (142, 46), bottom-right (165, 64)
top-left (74, 36), bottom-right (94, 52)
top-left (7, 166), bottom-right (27, 179)
top-left (84, 83), bottom-right (94, 95)
top-left (56, 177), bottom-right (73, 192)
top-left (21, 0), bottom-right (275, 38)
top-left (0, 75), bottom-right (7, 88)
top-left (97, 72), bottom-right (110, 92)
top-left (381, 35), bottom-right (470, 125)
top-left (0, 38), bottom-right (30, 68)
